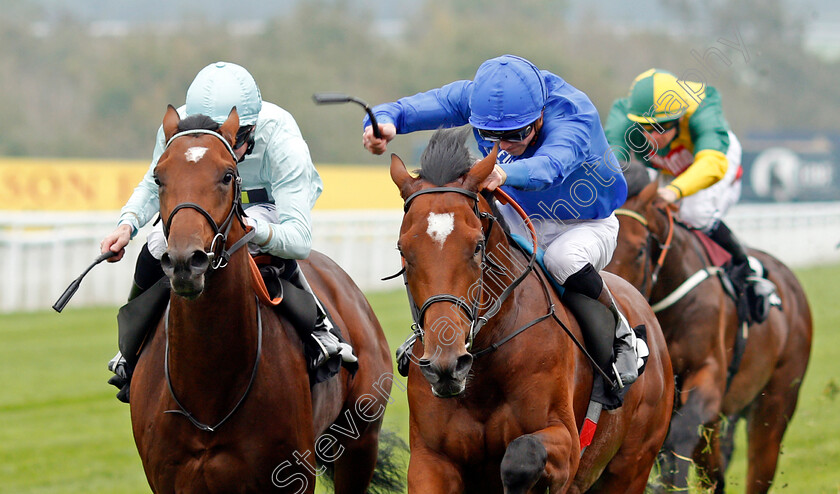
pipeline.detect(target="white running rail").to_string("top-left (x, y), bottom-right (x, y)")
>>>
top-left (2, 203), bottom-right (840, 313)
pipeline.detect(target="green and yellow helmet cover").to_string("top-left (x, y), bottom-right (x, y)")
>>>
top-left (626, 69), bottom-right (703, 123)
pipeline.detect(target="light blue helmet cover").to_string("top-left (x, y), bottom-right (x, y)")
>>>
top-left (185, 61), bottom-right (262, 126)
top-left (468, 55), bottom-right (546, 131)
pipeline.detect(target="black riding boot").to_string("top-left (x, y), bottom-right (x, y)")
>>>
top-left (287, 267), bottom-right (357, 370)
top-left (107, 243), bottom-right (165, 403)
top-left (708, 221), bottom-right (772, 323)
top-left (563, 264), bottom-right (643, 390)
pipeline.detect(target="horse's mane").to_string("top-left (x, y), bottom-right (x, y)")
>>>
top-left (623, 161), bottom-right (653, 197)
top-left (178, 114), bottom-right (220, 132)
top-left (417, 126), bottom-right (475, 186)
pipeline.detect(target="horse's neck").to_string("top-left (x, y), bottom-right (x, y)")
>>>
top-left (167, 254), bottom-right (259, 399)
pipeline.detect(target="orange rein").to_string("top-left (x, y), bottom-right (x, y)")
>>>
top-left (615, 205), bottom-right (675, 285)
top-left (656, 206), bottom-right (675, 277)
top-left (248, 253), bottom-right (284, 307)
top-left (492, 187), bottom-right (539, 253)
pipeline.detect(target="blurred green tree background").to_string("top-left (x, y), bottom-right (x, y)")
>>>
top-left (2, 0), bottom-right (837, 165)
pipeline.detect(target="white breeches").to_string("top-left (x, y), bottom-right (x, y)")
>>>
top-left (498, 203), bottom-right (619, 284)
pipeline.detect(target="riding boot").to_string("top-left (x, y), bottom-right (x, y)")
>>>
top-left (107, 243), bottom-right (165, 403)
top-left (288, 267), bottom-right (358, 370)
top-left (106, 281), bottom-right (143, 403)
top-left (596, 286), bottom-right (644, 389)
top-left (708, 221), bottom-right (774, 323)
top-left (563, 264), bottom-right (645, 390)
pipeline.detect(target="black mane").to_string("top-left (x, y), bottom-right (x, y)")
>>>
top-left (417, 126), bottom-right (475, 186)
top-left (623, 161), bottom-right (653, 197)
top-left (177, 114), bottom-right (220, 132)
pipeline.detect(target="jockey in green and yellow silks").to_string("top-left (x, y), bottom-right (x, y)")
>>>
top-left (605, 68), bottom-right (773, 324)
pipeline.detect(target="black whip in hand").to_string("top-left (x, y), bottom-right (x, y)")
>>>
top-left (52, 250), bottom-right (117, 313)
top-left (312, 93), bottom-right (382, 139)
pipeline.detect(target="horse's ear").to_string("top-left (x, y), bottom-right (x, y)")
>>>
top-left (464, 143), bottom-right (499, 192)
top-left (390, 153), bottom-right (420, 200)
top-left (638, 180), bottom-right (659, 207)
top-left (162, 105), bottom-right (181, 141)
top-left (219, 107), bottom-right (240, 146)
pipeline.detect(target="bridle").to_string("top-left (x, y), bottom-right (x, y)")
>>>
top-left (398, 187), bottom-right (538, 351)
top-left (396, 186), bottom-right (622, 386)
top-left (158, 128), bottom-right (260, 432)
top-left (615, 205), bottom-right (675, 295)
top-left (159, 129), bottom-right (254, 270)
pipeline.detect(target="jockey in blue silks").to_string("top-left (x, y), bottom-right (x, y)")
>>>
top-left (363, 55), bottom-right (647, 391)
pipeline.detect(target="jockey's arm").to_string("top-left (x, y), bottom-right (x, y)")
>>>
top-left (246, 128), bottom-right (318, 260)
top-left (668, 90), bottom-right (732, 199)
top-left (102, 126), bottom-right (167, 261)
top-left (362, 81), bottom-right (473, 154)
top-left (666, 149), bottom-right (729, 199)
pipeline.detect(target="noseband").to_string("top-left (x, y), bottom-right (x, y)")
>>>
top-left (160, 129), bottom-right (254, 270)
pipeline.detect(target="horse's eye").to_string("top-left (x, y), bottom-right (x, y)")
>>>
top-left (153, 176), bottom-right (162, 186)
top-left (222, 172), bottom-right (234, 185)
top-left (474, 240), bottom-right (485, 255)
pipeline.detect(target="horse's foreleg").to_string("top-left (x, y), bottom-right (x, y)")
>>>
top-left (742, 362), bottom-right (805, 493)
top-left (692, 422), bottom-right (726, 494)
top-left (500, 426), bottom-right (574, 494)
top-left (331, 426), bottom-right (380, 494)
top-left (657, 367), bottom-right (724, 493)
top-left (407, 445), bottom-right (464, 494)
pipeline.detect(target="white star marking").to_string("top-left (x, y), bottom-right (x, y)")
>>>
top-left (426, 212), bottom-right (455, 248)
top-left (185, 147), bottom-right (208, 163)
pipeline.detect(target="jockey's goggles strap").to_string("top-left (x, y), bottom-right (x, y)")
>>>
top-left (164, 129), bottom-right (238, 161)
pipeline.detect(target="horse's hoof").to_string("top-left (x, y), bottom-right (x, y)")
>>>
top-left (501, 434), bottom-right (547, 493)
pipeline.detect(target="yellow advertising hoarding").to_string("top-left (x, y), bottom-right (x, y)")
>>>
top-left (0, 158), bottom-right (402, 211)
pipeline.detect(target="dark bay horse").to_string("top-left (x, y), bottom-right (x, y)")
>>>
top-left (606, 177), bottom-right (813, 493)
top-left (391, 128), bottom-right (674, 493)
top-left (129, 106), bottom-right (397, 493)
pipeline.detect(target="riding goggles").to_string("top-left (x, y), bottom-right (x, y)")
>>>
top-left (234, 125), bottom-right (255, 149)
top-left (477, 123), bottom-right (534, 142)
top-left (639, 119), bottom-right (679, 134)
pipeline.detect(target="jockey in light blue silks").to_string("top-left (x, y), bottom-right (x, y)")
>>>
top-left (101, 62), bottom-right (355, 402)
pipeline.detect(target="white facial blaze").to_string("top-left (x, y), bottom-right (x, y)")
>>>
top-left (185, 147), bottom-right (208, 163)
top-left (426, 212), bottom-right (455, 248)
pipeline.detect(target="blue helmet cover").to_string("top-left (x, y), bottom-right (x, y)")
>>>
top-left (186, 61), bottom-right (262, 126)
top-left (468, 55), bottom-right (546, 131)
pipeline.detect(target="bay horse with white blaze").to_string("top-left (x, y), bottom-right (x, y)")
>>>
top-left (606, 172), bottom-right (812, 493)
top-left (129, 106), bottom-right (398, 493)
top-left (391, 128), bottom-right (674, 493)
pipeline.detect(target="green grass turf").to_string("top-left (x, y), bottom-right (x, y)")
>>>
top-left (0, 265), bottom-right (837, 493)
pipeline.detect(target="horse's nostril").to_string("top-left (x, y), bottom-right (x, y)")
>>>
top-left (454, 354), bottom-right (473, 378)
top-left (160, 253), bottom-right (172, 271)
top-left (190, 250), bottom-right (210, 272)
